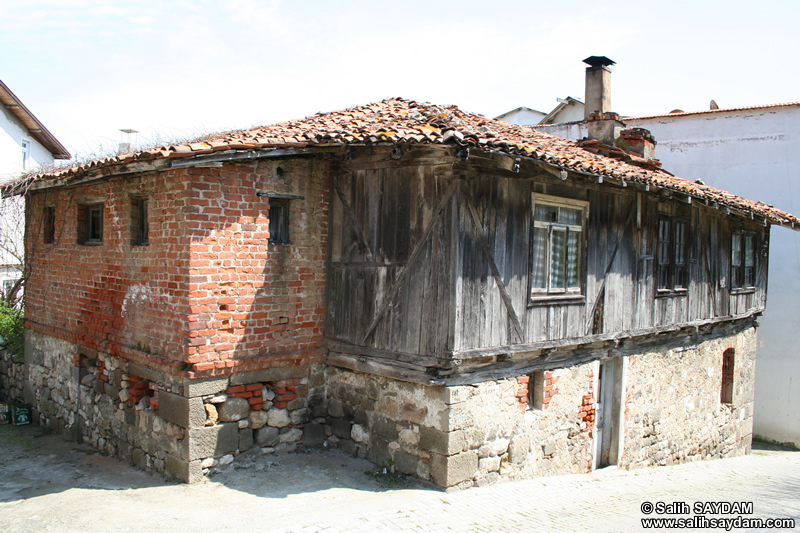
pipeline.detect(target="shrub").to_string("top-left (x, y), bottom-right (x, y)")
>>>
top-left (0, 301), bottom-right (23, 356)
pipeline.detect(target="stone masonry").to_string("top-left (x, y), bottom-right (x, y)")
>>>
top-left (326, 327), bottom-right (756, 489)
top-left (12, 156), bottom-right (330, 481)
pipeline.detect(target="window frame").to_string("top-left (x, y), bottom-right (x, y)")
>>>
top-left (131, 196), bottom-right (149, 246)
top-left (529, 193), bottom-right (588, 304)
top-left (21, 139), bottom-right (30, 170)
top-left (656, 215), bottom-right (689, 295)
top-left (77, 202), bottom-right (104, 246)
top-left (268, 197), bottom-right (290, 246)
top-left (43, 206), bottom-right (55, 244)
top-left (730, 229), bottom-right (757, 292)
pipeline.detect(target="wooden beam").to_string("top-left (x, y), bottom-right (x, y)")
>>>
top-left (332, 176), bottom-right (375, 260)
top-left (453, 312), bottom-right (758, 360)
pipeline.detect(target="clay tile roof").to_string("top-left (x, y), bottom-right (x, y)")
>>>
top-left (626, 101), bottom-right (800, 121)
top-left (19, 97), bottom-right (799, 228)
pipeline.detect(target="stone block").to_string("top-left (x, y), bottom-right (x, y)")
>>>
top-left (158, 391), bottom-right (205, 429)
top-left (267, 408), bottom-right (291, 428)
top-left (132, 448), bottom-right (147, 470)
top-left (328, 398), bottom-right (344, 418)
top-left (218, 397), bottom-right (249, 422)
top-left (366, 436), bottom-right (389, 466)
top-left (351, 423), bottom-right (369, 443)
top-left (279, 428), bottom-right (303, 443)
top-left (331, 418), bottom-right (351, 439)
top-left (183, 377), bottom-right (229, 398)
top-left (229, 366), bottom-right (306, 385)
top-left (303, 423), bottom-right (325, 447)
top-left (255, 426), bottom-right (280, 447)
top-left (392, 449), bottom-right (419, 476)
top-left (430, 450), bottom-right (478, 488)
top-left (420, 426), bottom-right (464, 455)
top-left (401, 402), bottom-right (428, 425)
top-left (249, 410), bottom-right (268, 429)
top-left (373, 416), bottom-right (398, 441)
top-left (185, 423), bottom-right (238, 460)
top-left (104, 383), bottom-right (121, 400)
top-left (508, 437), bottom-right (530, 465)
top-left (339, 437), bottom-right (357, 456)
top-left (239, 428), bottom-right (254, 452)
top-left (165, 455), bottom-right (203, 483)
top-left (479, 455), bottom-right (501, 474)
top-left (126, 361), bottom-right (170, 386)
top-left (353, 408), bottom-right (369, 427)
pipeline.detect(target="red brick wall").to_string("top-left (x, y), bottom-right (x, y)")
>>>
top-left (25, 169), bottom-right (192, 372)
top-left (25, 157), bottom-right (329, 378)
top-left (183, 158), bottom-right (329, 376)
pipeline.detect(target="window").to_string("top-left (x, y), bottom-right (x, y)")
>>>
top-left (721, 348), bottom-right (735, 405)
top-left (21, 140), bottom-right (30, 170)
top-left (268, 198), bottom-right (290, 245)
top-left (43, 206), bottom-right (55, 244)
top-left (77, 203), bottom-right (103, 245)
top-left (656, 216), bottom-right (688, 292)
top-left (731, 231), bottom-right (756, 290)
top-left (527, 370), bottom-right (545, 410)
top-left (530, 194), bottom-right (586, 299)
top-left (131, 197), bottom-right (149, 245)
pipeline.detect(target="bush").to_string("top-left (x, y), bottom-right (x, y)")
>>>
top-left (0, 301), bottom-right (23, 356)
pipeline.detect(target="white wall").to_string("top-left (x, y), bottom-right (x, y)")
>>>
top-left (0, 104), bottom-right (54, 184)
top-left (497, 108), bottom-right (546, 126)
top-left (633, 106), bottom-right (800, 448)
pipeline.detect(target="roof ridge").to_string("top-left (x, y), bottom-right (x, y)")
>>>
top-left (9, 97), bottom-right (798, 229)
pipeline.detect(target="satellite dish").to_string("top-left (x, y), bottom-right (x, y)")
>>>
top-left (710, 100), bottom-right (719, 110)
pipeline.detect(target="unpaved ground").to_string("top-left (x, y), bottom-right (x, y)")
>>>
top-left (0, 423), bottom-right (798, 532)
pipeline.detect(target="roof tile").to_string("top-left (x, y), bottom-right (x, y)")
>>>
top-left (18, 97), bottom-right (799, 228)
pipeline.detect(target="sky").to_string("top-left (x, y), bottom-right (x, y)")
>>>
top-left (2, 0), bottom-right (799, 163)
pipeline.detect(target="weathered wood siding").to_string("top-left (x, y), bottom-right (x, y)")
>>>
top-left (325, 150), bottom-right (456, 359)
top-left (325, 149), bottom-right (769, 361)
top-left (452, 169), bottom-right (768, 352)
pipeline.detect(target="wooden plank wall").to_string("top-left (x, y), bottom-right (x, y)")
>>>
top-left (325, 160), bottom-right (455, 358)
top-left (451, 172), bottom-right (769, 352)
top-left (325, 152), bottom-right (769, 360)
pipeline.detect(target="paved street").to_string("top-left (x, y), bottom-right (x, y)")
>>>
top-left (0, 424), bottom-right (797, 532)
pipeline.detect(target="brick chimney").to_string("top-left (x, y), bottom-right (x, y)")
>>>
top-left (580, 56), bottom-right (659, 163)
top-left (618, 128), bottom-right (657, 160)
top-left (583, 56), bottom-right (615, 119)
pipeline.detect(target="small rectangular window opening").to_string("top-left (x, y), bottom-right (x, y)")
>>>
top-left (731, 231), bottom-right (756, 290)
top-left (132, 197), bottom-right (149, 245)
top-left (657, 216), bottom-right (688, 292)
top-left (77, 203), bottom-right (104, 245)
top-left (528, 370), bottom-right (545, 410)
top-left (43, 206), bottom-right (55, 244)
top-left (721, 348), bottom-right (735, 405)
top-left (21, 140), bottom-right (30, 170)
top-left (268, 198), bottom-right (290, 245)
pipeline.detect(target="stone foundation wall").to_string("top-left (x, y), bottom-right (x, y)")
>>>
top-left (327, 327), bottom-right (757, 490)
top-left (621, 328), bottom-right (756, 468)
top-left (5, 329), bottom-right (325, 482)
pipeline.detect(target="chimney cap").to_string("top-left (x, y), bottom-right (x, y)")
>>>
top-left (583, 56), bottom-right (615, 68)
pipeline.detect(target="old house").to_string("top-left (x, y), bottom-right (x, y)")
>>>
top-left (502, 58), bottom-right (800, 450)
top-left (0, 79), bottom-right (70, 301)
top-left (6, 95), bottom-right (799, 489)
